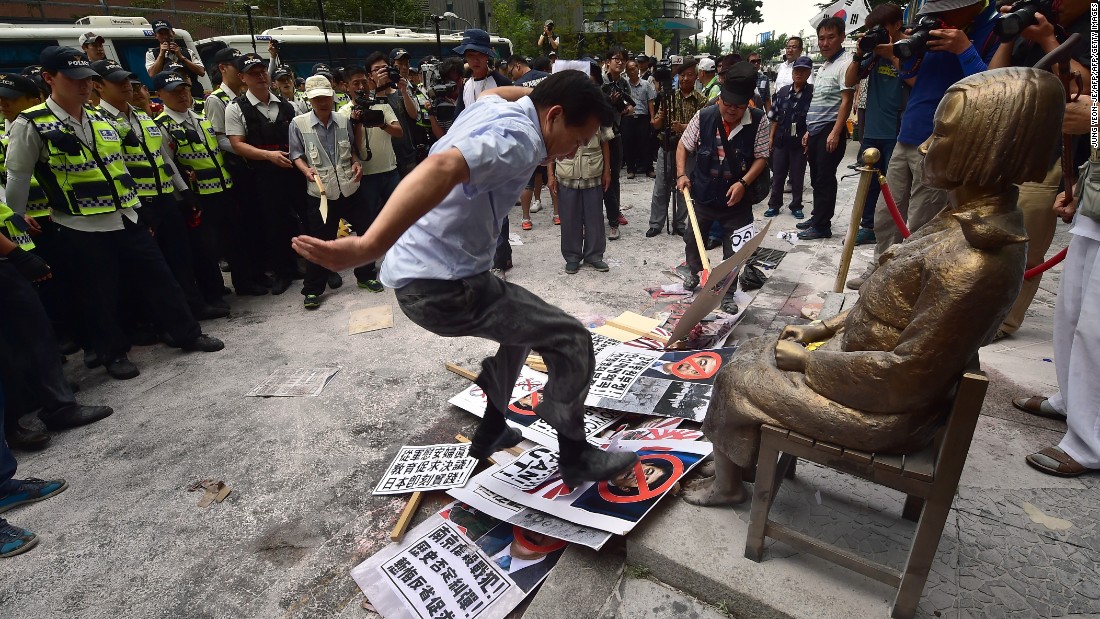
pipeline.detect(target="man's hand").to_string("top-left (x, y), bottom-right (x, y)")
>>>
top-left (546, 174), bottom-right (558, 197)
top-left (267, 150), bottom-right (293, 168)
top-left (780, 322), bottom-right (832, 344)
top-left (999, 5), bottom-right (1056, 45)
top-left (676, 174), bottom-right (691, 192)
top-left (602, 168), bottom-right (612, 191)
top-left (927, 28), bottom-right (972, 55)
top-left (24, 215), bottom-right (42, 235)
top-left (268, 40), bottom-right (278, 58)
top-left (1053, 190), bottom-right (1077, 224)
top-left (292, 234), bottom-right (371, 272)
top-left (873, 42), bottom-right (896, 60)
top-left (159, 41), bottom-right (171, 56)
top-left (826, 129), bottom-right (841, 153)
top-left (725, 181), bottom-right (746, 207)
top-left (801, 131), bottom-right (809, 154)
top-left (351, 161), bottom-right (363, 183)
top-left (624, 104), bottom-right (635, 116)
top-left (303, 165), bottom-right (318, 180)
top-left (774, 339), bottom-right (809, 372)
top-left (651, 109), bottom-right (665, 128)
top-left (6, 247), bottom-right (51, 282)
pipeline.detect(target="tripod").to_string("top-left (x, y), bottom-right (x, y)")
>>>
top-left (654, 81), bottom-right (683, 235)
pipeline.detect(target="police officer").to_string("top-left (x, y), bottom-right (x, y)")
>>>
top-left (224, 52), bottom-right (303, 295)
top-left (145, 20), bottom-right (205, 102)
top-left (92, 59), bottom-right (228, 320)
top-left (4, 47), bottom-right (224, 381)
top-left (275, 65), bottom-right (309, 114)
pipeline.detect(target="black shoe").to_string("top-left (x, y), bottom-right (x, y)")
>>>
top-left (327, 273), bottom-right (343, 289)
top-left (270, 277), bottom-right (292, 295)
top-left (795, 220), bottom-right (815, 230)
top-left (645, 227), bottom-right (662, 238)
top-left (40, 405), bottom-right (114, 431)
top-left (559, 443), bottom-right (639, 487)
top-left (797, 228), bottom-right (832, 240)
top-left (564, 262), bottom-right (580, 274)
top-left (192, 304), bottom-right (230, 321)
top-left (469, 426), bottom-right (524, 460)
top-left (106, 356), bottom-right (139, 380)
top-left (83, 349), bottom-right (103, 369)
top-left (684, 274), bottom-right (700, 291)
top-left (720, 298), bottom-right (739, 314)
top-left (588, 260), bottom-right (610, 272)
top-left (235, 282), bottom-right (269, 296)
top-left (673, 227), bottom-right (687, 236)
top-left (5, 425), bottom-right (51, 451)
top-left (180, 334), bottom-right (224, 352)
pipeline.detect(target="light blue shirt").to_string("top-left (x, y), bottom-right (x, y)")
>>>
top-left (381, 95), bottom-right (546, 289)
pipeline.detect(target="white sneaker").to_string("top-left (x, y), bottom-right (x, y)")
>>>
top-left (530, 199), bottom-right (542, 213)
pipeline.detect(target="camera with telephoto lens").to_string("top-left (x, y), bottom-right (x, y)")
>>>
top-left (653, 60), bottom-right (674, 91)
top-left (859, 25), bottom-right (891, 54)
top-left (601, 81), bottom-right (635, 113)
top-left (382, 64), bottom-right (402, 87)
top-left (892, 16), bottom-right (946, 60)
top-left (994, 0), bottom-right (1056, 41)
top-left (351, 89), bottom-right (386, 127)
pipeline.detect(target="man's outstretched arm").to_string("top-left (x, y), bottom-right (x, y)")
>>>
top-left (292, 147), bottom-right (470, 271)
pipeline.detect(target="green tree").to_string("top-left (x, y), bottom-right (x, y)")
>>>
top-left (720, 0), bottom-right (764, 48)
top-left (757, 31), bottom-right (788, 61)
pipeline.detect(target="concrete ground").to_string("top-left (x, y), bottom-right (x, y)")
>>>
top-left (2, 145), bottom-right (1091, 619)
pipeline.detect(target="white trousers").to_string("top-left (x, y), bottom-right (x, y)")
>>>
top-left (1048, 235), bottom-right (1100, 468)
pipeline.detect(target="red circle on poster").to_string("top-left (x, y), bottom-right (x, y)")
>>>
top-left (597, 454), bottom-right (683, 503)
top-left (508, 391), bottom-right (540, 416)
top-left (667, 351), bottom-right (722, 380)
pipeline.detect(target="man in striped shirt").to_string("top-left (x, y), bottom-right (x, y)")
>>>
top-left (795, 17), bottom-right (855, 240)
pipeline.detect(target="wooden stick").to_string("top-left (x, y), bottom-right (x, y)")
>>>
top-left (681, 188), bottom-right (711, 275)
top-left (313, 176), bottom-right (329, 223)
top-left (604, 318), bottom-right (671, 345)
top-left (444, 362), bottom-right (479, 382)
top-left (389, 491), bottom-right (423, 542)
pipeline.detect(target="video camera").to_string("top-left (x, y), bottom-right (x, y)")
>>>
top-left (858, 25), bottom-right (891, 54)
top-left (893, 16), bottom-right (946, 60)
top-left (601, 81), bottom-right (636, 113)
top-left (994, 0), bottom-right (1056, 41)
top-left (653, 60), bottom-right (674, 91)
top-left (351, 89), bottom-right (386, 127)
top-left (382, 64), bottom-right (402, 87)
top-left (430, 82), bottom-right (458, 124)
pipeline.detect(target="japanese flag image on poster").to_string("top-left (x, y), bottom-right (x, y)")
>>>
top-left (351, 515), bottom-right (526, 619)
top-left (584, 346), bottom-right (739, 422)
top-left (373, 444), bottom-right (477, 495)
top-left (447, 485), bottom-right (614, 550)
top-left (448, 368), bottom-right (622, 449)
top-left (471, 440), bottom-right (713, 535)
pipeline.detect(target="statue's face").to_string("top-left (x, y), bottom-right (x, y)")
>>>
top-left (921, 90), bottom-right (964, 188)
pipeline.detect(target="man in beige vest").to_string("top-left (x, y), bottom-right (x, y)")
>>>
top-left (289, 75), bottom-right (365, 309)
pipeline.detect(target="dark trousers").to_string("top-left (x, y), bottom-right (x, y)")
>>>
top-left (858, 137), bottom-right (895, 229)
top-left (622, 116), bottom-right (653, 174)
top-left (806, 129), bottom-right (848, 231)
top-left (0, 387), bottom-right (19, 494)
top-left (494, 217), bottom-right (512, 270)
top-left (602, 135), bottom-right (623, 227)
top-left (57, 220), bottom-right (200, 359)
top-left (396, 273), bottom-right (593, 442)
top-left (222, 169), bottom-right (266, 289)
top-left (140, 195), bottom-right (207, 310)
top-left (684, 201), bottom-right (753, 275)
top-left (301, 190), bottom-right (377, 294)
top-left (28, 218), bottom-right (82, 344)
top-left (188, 190), bottom-right (235, 303)
top-left (768, 141), bottom-right (808, 210)
top-left (0, 262), bottom-right (78, 422)
top-left (253, 167), bottom-right (303, 279)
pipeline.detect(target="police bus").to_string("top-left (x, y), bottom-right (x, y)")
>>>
top-left (197, 25), bottom-right (512, 80)
top-left (0, 16), bottom-right (212, 92)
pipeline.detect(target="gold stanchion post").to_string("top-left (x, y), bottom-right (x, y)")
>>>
top-left (833, 148), bottom-right (881, 293)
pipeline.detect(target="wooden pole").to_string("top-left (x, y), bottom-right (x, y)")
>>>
top-left (834, 148), bottom-right (880, 293)
top-left (389, 492), bottom-right (423, 542)
top-left (681, 188), bottom-right (711, 276)
top-left (313, 176), bottom-right (328, 223)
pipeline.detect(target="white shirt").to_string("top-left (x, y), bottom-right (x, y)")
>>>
top-left (774, 58), bottom-right (815, 93)
top-left (205, 82), bottom-right (240, 154)
top-left (462, 74), bottom-right (499, 108)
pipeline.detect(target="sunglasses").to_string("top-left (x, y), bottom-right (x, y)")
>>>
top-left (750, 59), bottom-right (761, 64)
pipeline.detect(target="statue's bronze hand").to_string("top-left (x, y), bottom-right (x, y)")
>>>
top-left (780, 323), bottom-right (831, 344)
top-left (774, 340), bottom-right (809, 372)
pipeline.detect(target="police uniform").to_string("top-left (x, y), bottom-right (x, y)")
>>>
top-left (3, 47), bottom-right (221, 378)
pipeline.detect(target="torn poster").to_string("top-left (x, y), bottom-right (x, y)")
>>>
top-left (446, 485), bottom-right (613, 551)
top-left (448, 368), bottom-right (622, 450)
top-left (584, 345), bottom-right (739, 422)
top-left (246, 366), bottom-right (340, 397)
top-left (469, 440), bottom-right (712, 535)
top-left (373, 444), bottom-right (477, 495)
top-left (352, 515), bottom-right (526, 619)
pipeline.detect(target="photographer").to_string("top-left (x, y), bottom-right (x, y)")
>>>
top-left (986, 0), bottom-right (1091, 340)
top-left (428, 58), bottom-right (464, 139)
top-left (647, 58), bottom-right (706, 238)
top-left (624, 59), bottom-right (657, 179)
top-left (843, 2), bottom-right (909, 247)
top-left (852, 0), bottom-right (998, 285)
top-left (602, 46), bottom-right (634, 240)
top-left (390, 49), bottom-right (433, 162)
top-left (144, 20), bottom-right (205, 101)
top-left (364, 52), bottom-right (417, 177)
top-left (347, 63), bottom-right (401, 293)
top-left (538, 20), bottom-right (559, 56)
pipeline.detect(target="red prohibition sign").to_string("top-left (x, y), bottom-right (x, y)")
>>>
top-left (597, 454), bottom-right (683, 503)
top-left (508, 391), bottom-right (540, 417)
top-left (667, 351), bottom-right (722, 380)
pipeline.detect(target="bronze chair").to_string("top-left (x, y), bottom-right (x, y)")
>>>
top-left (743, 366), bottom-right (989, 619)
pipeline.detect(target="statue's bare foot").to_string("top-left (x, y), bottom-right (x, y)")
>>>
top-left (693, 460), bottom-right (716, 478)
top-left (682, 476), bottom-right (749, 507)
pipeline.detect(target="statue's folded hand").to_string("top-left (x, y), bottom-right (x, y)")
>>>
top-left (774, 340), bottom-right (809, 372)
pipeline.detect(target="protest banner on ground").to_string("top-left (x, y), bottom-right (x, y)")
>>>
top-left (584, 345), bottom-right (739, 422)
top-left (351, 515), bottom-right (526, 619)
top-left (468, 440), bottom-right (712, 535)
top-left (373, 444), bottom-right (477, 495)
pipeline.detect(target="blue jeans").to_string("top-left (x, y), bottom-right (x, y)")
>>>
top-left (858, 137), bottom-right (896, 230)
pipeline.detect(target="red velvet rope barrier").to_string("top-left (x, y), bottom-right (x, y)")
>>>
top-left (874, 174), bottom-right (1067, 280)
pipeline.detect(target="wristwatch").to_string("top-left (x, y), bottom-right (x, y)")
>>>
top-left (738, 178), bottom-right (750, 188)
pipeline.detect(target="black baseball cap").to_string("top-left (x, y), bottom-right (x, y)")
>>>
top-left (719, 61), bottom-right (757, 106)
top-left (91, 59), bottom-right (135, 83)
top-left (152, 19), bottom-right (172, 32)
top-left (40, 46), bottom-right (98, 79)
top-left (166, 62), bottom-right (186, 74)
top-left (273, 65), bottom-right (291, 80)
top-left (152, 71), bottom-right (188, 92)
top-left (213, 47), bottom-right (241, 65)
top-left (311, 62), bottom-right (333, 78)
top-left (389, 48), bottom-right (409, 61)
top-left (0, 73), bottom-right (39, 99)
top-left (235, 52), bottom-right (265, 72)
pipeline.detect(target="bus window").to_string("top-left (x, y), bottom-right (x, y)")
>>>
top-left (0, 40), bottom-right (61, 74)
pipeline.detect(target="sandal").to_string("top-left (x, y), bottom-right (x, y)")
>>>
top-left (1011, 396), bottom-right (1067, 421)
top-left (1025, 447), bottom-right (1091, 477)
